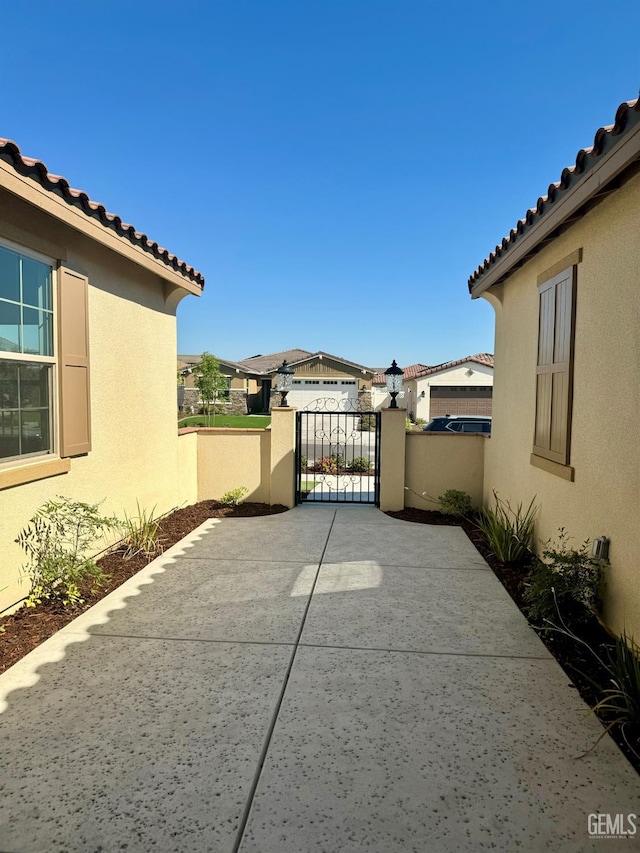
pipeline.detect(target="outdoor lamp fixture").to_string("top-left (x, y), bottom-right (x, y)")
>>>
top-left (385, 360), bottom-right (404, 408)
top-left (275, 360), bottom-right (294, 406)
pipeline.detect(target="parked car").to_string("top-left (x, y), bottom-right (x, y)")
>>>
top-left (423, 415), bottom-right (491, 434)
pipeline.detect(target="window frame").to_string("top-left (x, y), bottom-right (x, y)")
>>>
top-left (532, 263), bottom-right (577, 468)
top-left (0, 237), bottom-right (58, 467)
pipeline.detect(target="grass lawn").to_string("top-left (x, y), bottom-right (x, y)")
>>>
top-left (178, 415), bottom-right (271, 429)
top-left (300, 480), bottom-right (318, 492)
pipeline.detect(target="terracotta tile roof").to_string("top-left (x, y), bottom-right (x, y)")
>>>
top-left (237, 349), bottom-right (314, 373)
top-left (0, 139), bottom-right (204, 289)
top-left (372, 354), bottom-right (494, 384)
top-left (413, 353), bottom-right (494, 378)
top-left (468, 97), bottom-right (640, 294)
top-left (178, 354), bottom-right (248, 373)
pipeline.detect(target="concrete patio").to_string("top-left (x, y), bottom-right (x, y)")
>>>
top-left (0, 505), bottom-right (638, 852)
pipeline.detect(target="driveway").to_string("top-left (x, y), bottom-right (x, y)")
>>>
top-left (0, 506), bottom-right (638, 852)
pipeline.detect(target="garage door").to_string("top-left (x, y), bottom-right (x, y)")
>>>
top-left (430, 386), bottom-right (493, 417)
top-left (287, 379), bottom-right (359, 410)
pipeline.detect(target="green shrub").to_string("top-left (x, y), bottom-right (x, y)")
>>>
top-left (593, 633), bottom-right (640, 756)
top-left (350, 456), bottom-right (372, 473)
top-left (16, 497), bottom-right (118, 607)
top-left (437, 489), bottom-right (472, 516)
top-left (121, 502), bottom-right (163, 559)
top-left (219, 487), bottom-right (249, 507)
top-left (474, 491), bottom-right (537, 565)
top-left (548, 621), bottom-right (640, 759)
top-left (405, 417), bottom-right (412, 430)
top-left (317, 455), bottom-right (346, 474)
top-left (414, 417), bottom-right (426, 428)
top-left (524, 529), bottom-right (603, 629)
top-left (299, 454), bottom-right (308, 472)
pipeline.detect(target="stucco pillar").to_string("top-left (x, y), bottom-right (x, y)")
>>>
top-left (379, 408), bottom-right (407, 511)
top-left (270, 407), bottom-right (296, 508)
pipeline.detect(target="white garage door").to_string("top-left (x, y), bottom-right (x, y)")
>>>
top-left (287, 379), bottom-right (359, 410)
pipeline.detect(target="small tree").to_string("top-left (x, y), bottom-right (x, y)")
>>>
top-left (195, 352), bottom-right (229, 426)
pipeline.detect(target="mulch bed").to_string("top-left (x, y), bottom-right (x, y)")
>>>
top-left (0, 500), bottom-right (287, 676)
top-left (387, 507), bottom-right (640, 776)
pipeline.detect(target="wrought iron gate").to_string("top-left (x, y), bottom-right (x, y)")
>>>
top-left (295, 399), bottom-right (381, 505)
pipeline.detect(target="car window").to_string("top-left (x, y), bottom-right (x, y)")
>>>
top-left (445, 422), bottom-right (462, 432)
top-left (459, 422), bottom-right (491, 433)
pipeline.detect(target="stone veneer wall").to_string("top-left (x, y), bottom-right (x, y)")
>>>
top-left (180, 388), bottom-right (248, 415)
top-left (358, 391), bottom-right (372, 411)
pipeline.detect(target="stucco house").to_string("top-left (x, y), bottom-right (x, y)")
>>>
top-left (178, 348), bottom-right (377, 413)
top-left (372, 353), bottom-right (494, 420)
top-left (0, 139), bottom-right (203, 614)
top-left (469, 96), bottom-right (640, 639)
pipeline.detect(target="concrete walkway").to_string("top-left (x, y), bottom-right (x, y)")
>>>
top-left (0, 506), bottom-right (638, 852)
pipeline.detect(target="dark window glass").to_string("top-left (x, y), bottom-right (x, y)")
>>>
top-left (0, 301), bottom-right (20, 352)
top-left (21, 257), bottom-right (52, 310)
top-left (0, 409), bottom-right (20, 458)
top-left (22, 307), bottom-right (53, 356)
top-left (21, 409), bottom-right (49, 455)
top-left (0, 360), bottom-right (19, 407)
top-left (0, 359), bottom-right (52, 460)
top-left (0, 246), bottom-right (20, 303)
top-left (19, 363), bottom-right (49, 408)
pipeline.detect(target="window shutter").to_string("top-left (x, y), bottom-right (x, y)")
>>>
top-left (58, 266), bottom-right (91, 456)
top-left (533, 266), bottom-right (575, 464)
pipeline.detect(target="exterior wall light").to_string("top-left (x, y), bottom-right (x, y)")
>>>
top-left (385, 360), bottom-right (404, 409)
top-left (275, 360), bottom-right (295, 406)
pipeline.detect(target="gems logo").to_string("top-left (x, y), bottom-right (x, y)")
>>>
top-left (588, 813), bottom-right (637, 839)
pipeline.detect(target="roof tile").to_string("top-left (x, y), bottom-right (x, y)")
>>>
top-left (0, 139), bottom-right (204, 288)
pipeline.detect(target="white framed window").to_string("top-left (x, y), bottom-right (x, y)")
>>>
top-left (0, 241), bottom-right (56, 463)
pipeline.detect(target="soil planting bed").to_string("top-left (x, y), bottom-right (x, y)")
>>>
top-left (0, 500), bottom-right (287, 676)
top-left (387, 507), bottom-right (640, 776)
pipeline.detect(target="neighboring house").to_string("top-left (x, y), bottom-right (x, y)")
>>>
top-left (178, 355), bottom-right (249, 415)
top-left (372, 354), bottom-right (494, 420)
top-left (178, 348), bottom-right (377, 413)
top-left (0, 139), bottom-right (203, 613)
top-left (468, 96), bottom-right (640, 640)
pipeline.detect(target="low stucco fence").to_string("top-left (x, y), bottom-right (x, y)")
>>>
top-left (178, 427), bottom-right (272, 504)
top-left (178, 413), bottom-right (486, 513)
top-left (404, 432), bottom-right (486, 511)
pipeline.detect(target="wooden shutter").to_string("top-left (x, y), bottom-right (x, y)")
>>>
top-left (57, 266), bottom-right (91, 456)
top-left (533, 266), bottom-right (576, 464)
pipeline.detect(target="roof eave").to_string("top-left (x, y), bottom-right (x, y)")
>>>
top-left (0, 152), bottom-right (203, 295)
top-left (470, 114), bottom-right (640, 298)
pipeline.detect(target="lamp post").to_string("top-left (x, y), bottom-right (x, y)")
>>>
top-left (275, 360), bottom-right (294, 407)
top-left (384, 360), bottom-right (404, 409)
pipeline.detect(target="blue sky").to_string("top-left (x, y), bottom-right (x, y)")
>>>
top-left (3, 1), bottom-right (639, 368)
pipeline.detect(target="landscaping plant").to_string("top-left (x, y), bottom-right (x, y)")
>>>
top-left (545, 606), bottom-right (640, 760)
top-left (349, 456), bottom-right (372, 473)
top-left (120, 502), bottom-right (163, 559)
top-left (437, 489), bottom-right (472, 516)
top-left (524, 528), bottom-right (603, 630)
top-left (592, 632), bottom-right (640, 758)
top-left (359, 414), bottom-right (376, 432)
top-left (474, 490), bottom-right (537, 565)
top-left (219, 487), bottom-right (249, 507)
top-left (16, 497), bottom-right (118, 607)
top-left (194, 352), bottom-right (229, 427)
top-left (316, 455), bottom-right (346, 474)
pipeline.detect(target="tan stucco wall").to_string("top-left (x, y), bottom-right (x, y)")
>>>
top-left (196, 429), bottom-right (271, 503)
top-left (379, 408), bottom-right (407, 510)
top-left (0, 193), bottom-right (198, 613)
top-left (405, 433), bottom-right (485, 509)
top-left (482, 170), bottom-right (640, 638)
top-left (269, 408), bottom-right (296, 508)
